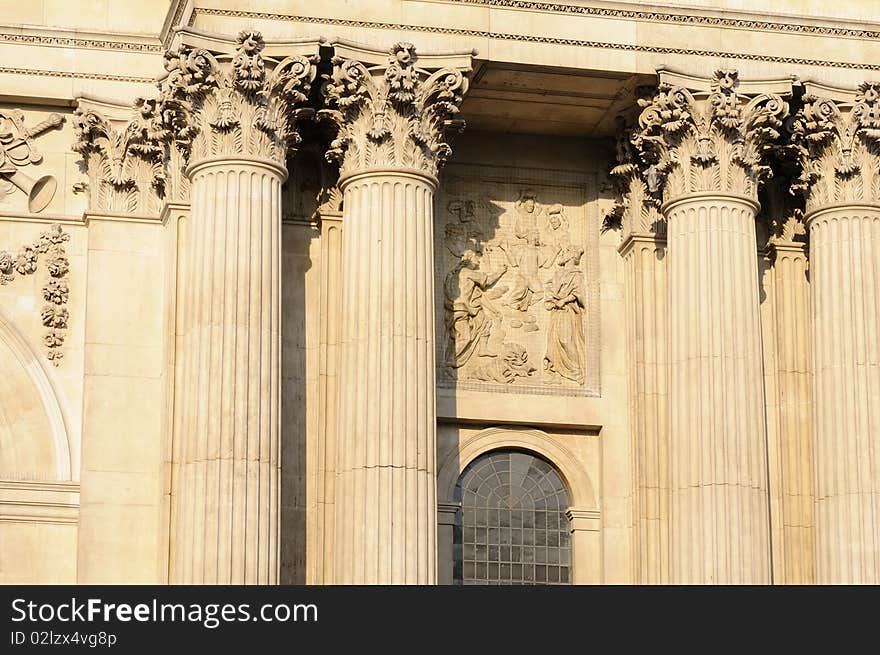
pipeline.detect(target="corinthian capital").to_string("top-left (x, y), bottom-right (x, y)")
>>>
top-left (607, 96), bottom-right (665, 242)
top-left (318, 42), bottom-right (473, 180)
top-left (157, 29), bottom-right (320, 168)
top-left (635, 69), bottom-right (791, 203)
top-left (791, 81), bottom-right (880, 212)
top-left (72, 96), bottom-right (166, 214)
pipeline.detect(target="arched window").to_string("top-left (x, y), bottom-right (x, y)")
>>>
top-left (454, 450), bottom-right (571, 585)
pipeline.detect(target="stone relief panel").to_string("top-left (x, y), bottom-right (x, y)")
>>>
top-left (0, 108), bottom-right (64, 214)
top-left (436, 164), bottom-right (599, 397)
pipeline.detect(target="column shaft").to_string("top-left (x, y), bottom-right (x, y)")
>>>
top-left (313, 213), bottom-right (343, 584)
top-left (172, 159), bottom-right (284, 584)
top-left (767, 243), bottom-right (815, 583)
top-left (666, 193), bottom-right (771, 584)
top-left (622, 235), bottom-right (670, 584)
top-left (809, 205), bottom-right (880, 583)
top-left (334, 171), bottom-right (437, 584)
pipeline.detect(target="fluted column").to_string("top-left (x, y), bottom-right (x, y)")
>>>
top-left (635, 70), bottom-right (790, 583)
top-left (665, 193), bottom-right (769, 583)
top-left (765, 238), bottom-right (816, 584)
top-left (621, 232), bottom-right (669, 584)
top-left (610, 128), bottom-right (669, 584)
top-left (321, 43), bottom-right (472, 583)
top-left (793, 83), bottom-right (880, 583)
top-left (335, 169), bottom-right (437, 583)
top-left (174, 158), bottom-right (284, 584)
top-left (159, 30), bottom-right (318, 584)
top-left (808, 206), bottom-right (880, 582)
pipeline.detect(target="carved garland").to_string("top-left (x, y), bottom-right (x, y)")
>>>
top-left (318, 43), bottom-right (468, 178)
top-left (0, 224), bottom-right (70, 365)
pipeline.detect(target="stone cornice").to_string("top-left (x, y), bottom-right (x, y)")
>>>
top-left (162, 0), bottom-right (194, 49)
top-left (0, 26), bottom-right (162, 52)
top-left (565, 508), bottom-right (601, 532)
top-left (0, 67), bottom-right (153, 84)
top-left (440, 0), bottom-right (880, 40)
top-left (191, 8), bottom-right (880, 72)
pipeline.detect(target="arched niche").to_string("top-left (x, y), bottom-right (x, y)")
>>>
top-left (0, 310), bottom-right (71, 480)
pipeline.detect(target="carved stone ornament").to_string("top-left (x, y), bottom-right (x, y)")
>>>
top-left (791, 81), bottom-right (880, 212)
top-left (634, 69), bottom-right (789, 203)
top-left (73, 97), bottom-right (166, 214)
top-left (0, 109), bottom-right (64, 213)
top-left (607, 111), bottom-right (665, 240)
top-left (318, 42), bottom-right (471, 179)
top-left (157, 30), bottom-right (319, 167)
top-left (0, 224), bottom-right (71, 364)
top-left (436, 165), bottom-right (600, 397)
top-left (72, 30), bottom-right (321, 213)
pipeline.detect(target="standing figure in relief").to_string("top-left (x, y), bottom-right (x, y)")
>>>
top-left (543, 245), bottom-right (586, 385)
top-left (543, 203), bottom-right (570, 262)
top-left (513, 190), bottom-right (542, 242)
top-left (505, 191), bottom-right (550, 326)
top-left (444, 198), bottom-right (484, 259)
top-left (443, 249), bottom-right (508, 372)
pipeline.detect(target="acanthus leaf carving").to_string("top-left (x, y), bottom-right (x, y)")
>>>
top-left (72, 97), bottom-right (166, 214)
top-left (635, 69), bottom-right (789, 202)
top-left (319, 43), bottom-right (470, 178)
top-left (156, 30), bottom-right (318, 167)
top-left (791, 81), bottom-right (880, 212)
top-left (606, 110), bottom-right (665, 241)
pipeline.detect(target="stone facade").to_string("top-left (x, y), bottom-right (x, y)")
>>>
top-left (1, 0), bottom-right (879, 585)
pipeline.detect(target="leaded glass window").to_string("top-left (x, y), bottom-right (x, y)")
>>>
top-left (453, 450), bottom-right (571, 585)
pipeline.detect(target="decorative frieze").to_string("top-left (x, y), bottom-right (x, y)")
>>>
top-left (0, 224), bottom-right (70, 365)
top-left (319, 42), bottom-right (470, 179)
top-left (635, 69), bottom-right (789, 203)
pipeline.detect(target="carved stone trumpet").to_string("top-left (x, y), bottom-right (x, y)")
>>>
top-left (3, 167), bottom-right (57, 213)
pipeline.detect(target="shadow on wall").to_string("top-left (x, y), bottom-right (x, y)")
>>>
top-left (279, 147), bottom-right (321, 584)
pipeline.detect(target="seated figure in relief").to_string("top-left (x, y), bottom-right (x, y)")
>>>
top-left (543, 245), bottom-right (586, 385)
top-left (443, 248), bottom-right (508, 372)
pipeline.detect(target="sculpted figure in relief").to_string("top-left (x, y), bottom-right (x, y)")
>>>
top-left (443, 249), bottom-right (508, 371)
top-left (443, 199), bottom-right (484, 259)
top-left (543, 245), bottom-right (586, 385)
top-left (504, 191), bottom-right (552, 326)
top-left (470, 341), bottom-right (536, 383)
